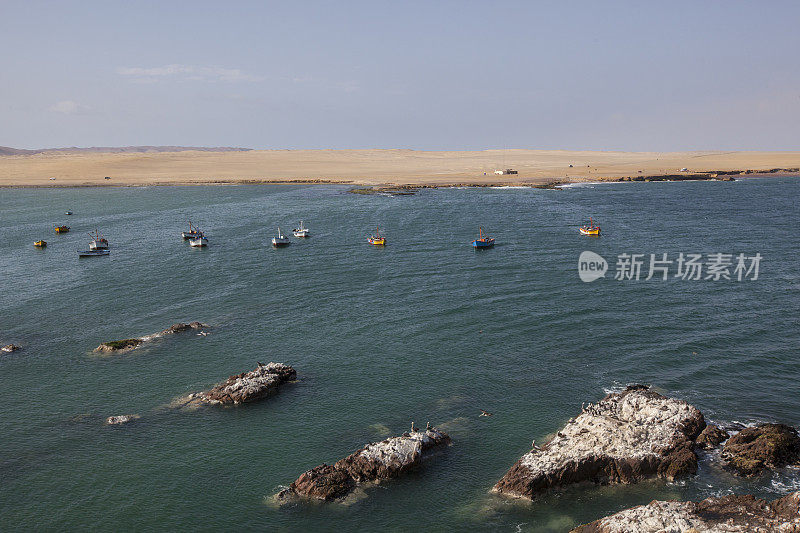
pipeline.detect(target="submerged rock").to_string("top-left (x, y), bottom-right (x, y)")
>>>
top-left (94, 322), bottom-right (209, 353)
top-left (173, 362), bottom-right (296, 408)
top-left (105, 414), bottom-right (140, 425)
top-left (1, 344), bottom-right (21, 353)
top-left (721, 423), bottom-right (800, 477)
top-left (278, 426), bottom-right (450, 502)
top-left (695, 423), bottom-right (730, 450)
top-left (492, 385), bottom-right (705, 500)
top-left (571, 491), bottom-right (800, 532)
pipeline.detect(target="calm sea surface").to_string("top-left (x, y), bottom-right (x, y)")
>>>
top-left (1, 177), bottom-right (798, 532)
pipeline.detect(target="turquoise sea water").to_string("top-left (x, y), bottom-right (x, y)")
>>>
top-left (1, 177), bottom-right (798, 532)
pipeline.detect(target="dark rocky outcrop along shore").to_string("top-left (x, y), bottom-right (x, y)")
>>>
top-left (278, 426), bottom-right (450, 502)
top-left (572, 491), bottom-right (800, 532)
top-left (695, 423), bottom-right (730, 450)
top-left (720, 423), bottom-right (800, 477)
top-left (492, 385), bottom-right (706, 500)
top-left (94, 322), bottom-right (209, 353)
top-left (172, 362), bottom-right (296, 408)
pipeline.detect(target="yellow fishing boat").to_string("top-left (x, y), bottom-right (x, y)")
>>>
top-left (579, 218), bottom-right (601, 236)
top-left (34, 240), bottom-right (47, 247)
top-left (368, 226), bottom-right (386, 246)
top-left (55, 225), bottom-right (70, 233)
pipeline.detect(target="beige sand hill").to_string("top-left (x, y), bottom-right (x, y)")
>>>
top-left (0, 149), bottom-right (798, 187)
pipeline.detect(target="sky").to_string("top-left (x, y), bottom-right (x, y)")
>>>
top-left (1, 0), bottom-right (799, 151)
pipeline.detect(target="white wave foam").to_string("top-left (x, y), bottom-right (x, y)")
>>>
top-left (767, 467), bottom-right (800, 493)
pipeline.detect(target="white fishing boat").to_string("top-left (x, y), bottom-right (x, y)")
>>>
top-left (293, 221), bottom-right (310, 238)
top-left (182, 221), bottom-right (202, 240)
top-left (272, 227), bottom-right (290, 247)
top-left (189, 232), bottom-right (208, 247)
top-left (88, 229), bottom-right (109, 250)
top-left (78, 232), bottom-right (110, 256)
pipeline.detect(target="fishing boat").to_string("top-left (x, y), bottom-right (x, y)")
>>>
top-left (182, 221), bottom-right (202, 240)
top-left (272, 227), bottom-right (290, 247)
top-left (293, 221), bottom-right (310, 238)
top-left (78, 234), bottom-right (110, 257)
top-left (34, 240), bottom-right (47, 248)
top-left (65, 211), bottom-right (73, 215)
top-left (189, 232), bottom-right (208, 247)
top-left (368, 226), bottom-right (386, 246)
top-left (471, 226), bottom-right (495, 248)
top-left (55, 225), bottom-right (70, 233)
top-left (579, 217), bottom-right (601, 236)
top-left (88, 229), bottom-right (109, 250)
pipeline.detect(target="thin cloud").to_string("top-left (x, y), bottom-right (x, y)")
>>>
top-left (117, 64), bottom-right (264, 83)
top-left (49, 100), bottom-right (89, 114)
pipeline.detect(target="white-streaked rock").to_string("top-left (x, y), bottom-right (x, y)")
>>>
top-left (493, 385), bottom-right (705, 499)
top-left (572, 492), bottom-right (800, 532)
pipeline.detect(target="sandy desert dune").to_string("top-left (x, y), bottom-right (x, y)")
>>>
top-left (0, 148), bottom-right (798, 187)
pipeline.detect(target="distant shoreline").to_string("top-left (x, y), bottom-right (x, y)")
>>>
top-left (0, 170), bottom-right (797, 190)
top-left (1, 148), bottom-right (798, 188)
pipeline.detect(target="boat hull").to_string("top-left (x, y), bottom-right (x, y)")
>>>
top-left (189, 238), bottom-right (208, 247)
top-left (78, 249), bottom-right (109, 257)
top-left (472, 239), bottom-right (495, 248)
top-left (272, 239), bottom-right (290, 247)
top-left (579, 228), bottom-right (600, 235)
top-left (34, 241), bottom-right (47, 247)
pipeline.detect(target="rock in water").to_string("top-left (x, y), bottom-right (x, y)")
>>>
top-left (171, 363), bottom-right (297, 408)
top-left (94, 322), bottom-right (209, 353)
top-left (278, 427), bottom-right (450, 502)
top-left (203, 362), bottom-right (296, 404)
top-left (721, 423), bottom-right (800, 476)
top-left (695, 423), bottom-right (730, 450)
top-left (492, 385), bottom-right (705, 500)
top-left (1, 344), bottom-right (21, 353)
top-left (158, 322), bottom-right (207, 335)
top-left (571, 491), bottom-right (800, 532)
top-left (105, 414), bottom-right (140, 425)
top-left (94, 338), bottom-right (143, 353)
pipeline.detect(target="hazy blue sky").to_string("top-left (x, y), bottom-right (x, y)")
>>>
top-left (2, 1), bottom-right (799, 150)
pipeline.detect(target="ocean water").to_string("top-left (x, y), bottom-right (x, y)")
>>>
top-left (0, 177), bottom-right (798, 532)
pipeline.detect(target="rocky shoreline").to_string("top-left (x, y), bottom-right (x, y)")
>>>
top-left (572, 491), bottom-right (800, 532)
top-left (171, 362), bottom-right (296, 408)
top-left (277, 425), bottom-right (450, 502)
top-left (94, 322), bottom-right (209, 353)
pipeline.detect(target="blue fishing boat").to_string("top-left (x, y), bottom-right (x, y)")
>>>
top-left (471, 227), bottom-right (495, 248)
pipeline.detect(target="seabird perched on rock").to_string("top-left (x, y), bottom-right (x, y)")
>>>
top-left (479, 409), bottom-right (493, 417)
top-left (257, 361), bottom-right (265, 367)
top-left (411, 422), bottom-right (417, 432)
top-left (531, 439), bottom-right (537, 449)
top-left (426, 422), bottom-right (431, 430)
